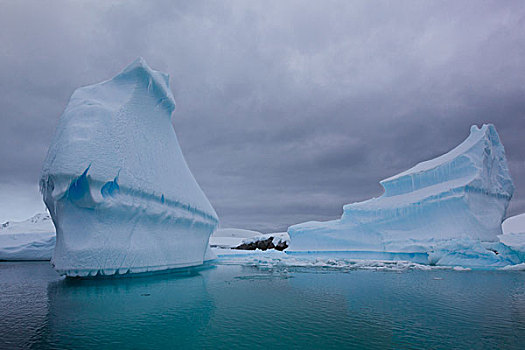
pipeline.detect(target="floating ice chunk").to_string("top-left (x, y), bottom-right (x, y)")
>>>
top-left (500, 262), bottom-right (525, 271)
top-left (289, 124), bottom-right (517, 267)
top-left (40, 58), bottom-right (218, 277)
top-left (213, 250), bottom-right (465, 272)
top-left (0, 213), bottom-right (55, 260)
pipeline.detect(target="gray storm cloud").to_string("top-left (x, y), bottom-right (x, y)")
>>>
top-left (1, 0), bottom-right (524, 231)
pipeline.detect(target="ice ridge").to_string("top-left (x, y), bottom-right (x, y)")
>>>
top-left (288, 124), bottom-right (518, 267)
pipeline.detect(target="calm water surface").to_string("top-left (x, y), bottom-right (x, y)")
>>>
top-left (0, 261), bottom-right (524, 349)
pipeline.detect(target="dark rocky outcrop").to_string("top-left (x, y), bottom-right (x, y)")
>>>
top-left (233, 237), bottom-right (288, 251)
top-left (274, 240), bottom-right (288, 251)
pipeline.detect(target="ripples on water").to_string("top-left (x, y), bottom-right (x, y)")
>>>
top-left (0, 261), bottom-right (524, 349)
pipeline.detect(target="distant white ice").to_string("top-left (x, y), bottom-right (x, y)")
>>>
top-left (209, 228), bottom-right (264, 249)
top-left (0, 213), bottom-right (55, 260)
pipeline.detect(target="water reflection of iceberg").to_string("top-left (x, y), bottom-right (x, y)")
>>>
top-left (33, 270), bottom-right (214, 349)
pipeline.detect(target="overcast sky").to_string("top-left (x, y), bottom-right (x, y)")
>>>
top-left (1, 1), bottom-right (524, 232)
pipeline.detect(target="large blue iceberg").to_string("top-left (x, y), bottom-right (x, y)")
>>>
top-left (40, 58), bottom-right (219, 277)
top-left (289, 124), bottom-right (521, 267)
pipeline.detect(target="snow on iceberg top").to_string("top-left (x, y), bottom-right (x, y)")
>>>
top-left (379, 124), bottom-right (514, 198)
top-left (118, 57), bottom-right (176, 114)
top-left (40, 58), bottom-right (217, 220)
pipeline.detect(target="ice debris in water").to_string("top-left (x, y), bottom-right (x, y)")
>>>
top-left (40, 58), bottom-right (218, 277)
top-left (214, 251), bottom-right (472, 272)
top-left (288, 124), bottom-right (523, 268)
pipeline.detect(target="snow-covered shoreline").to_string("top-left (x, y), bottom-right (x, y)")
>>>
top-left (0, 213), bottom-right (55, 261)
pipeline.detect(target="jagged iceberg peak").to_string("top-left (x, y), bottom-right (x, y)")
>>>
top-left (40, 58), bottom-right (218, 277)
top-left (379, 124), bottom-right (514, 199)
top-left (114, 57), bottom-right (176, 114)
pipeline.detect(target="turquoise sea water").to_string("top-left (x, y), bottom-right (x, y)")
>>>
top-left (1, 261), bottom-right (524, 349)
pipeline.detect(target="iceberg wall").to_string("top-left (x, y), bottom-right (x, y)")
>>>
top-left (40, 58), bottom-right (218, 277)
top-left (288, 124), bottom-right (515, 263)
